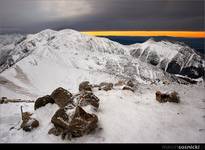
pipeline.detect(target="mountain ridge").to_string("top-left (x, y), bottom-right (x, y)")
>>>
top-left (0, 29), bottom-right (204, 99)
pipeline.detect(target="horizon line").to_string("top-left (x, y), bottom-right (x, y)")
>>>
top-left (81, 31), bottom-right (205, 38)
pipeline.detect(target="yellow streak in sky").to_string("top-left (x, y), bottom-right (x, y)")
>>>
top-left (81, 31), bottom-right (205, 38)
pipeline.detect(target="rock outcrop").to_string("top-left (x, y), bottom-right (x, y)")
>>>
top-left (34, 95), bottom-right (55, 110)
top-left (155, 91), bottom-right (180, 103)
top-left (51, 87), bottom-right (73, 108)
top-left (98, 82), bottom-right (113, 91)
top-left (79, 81), bottom-right (92, 92)
top-left (73, 91), bottom-right (100, 111)
top-left (50, 105), bottom-right (98, 139)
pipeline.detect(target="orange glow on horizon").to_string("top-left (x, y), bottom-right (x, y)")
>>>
top-left (81, 31), bottom-right (205, 38)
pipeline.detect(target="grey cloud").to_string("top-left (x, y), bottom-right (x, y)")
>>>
top-left (0, 0), bottom-right (204, 33)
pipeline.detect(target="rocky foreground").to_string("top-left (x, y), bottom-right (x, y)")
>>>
top-left (1, 80), bottom-right (187, 142)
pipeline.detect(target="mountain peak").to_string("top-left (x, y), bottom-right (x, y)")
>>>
top-left (0, 29), bottom-right (204, 81)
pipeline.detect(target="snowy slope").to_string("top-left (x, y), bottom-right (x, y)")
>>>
top-left (0, 29), bottom-right (173, 99)
top-left (0, 83), bottom-right (204, 143)
top-left (130, 38), bottom-right (205, 79)
top-left (0, 29), bottom-right (205, 143)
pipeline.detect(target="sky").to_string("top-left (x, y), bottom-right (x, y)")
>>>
top-left (0, 0), bottom-right (204, 34)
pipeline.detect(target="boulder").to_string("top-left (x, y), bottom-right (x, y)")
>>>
top-left (34, 95), bottom-right (55, 110)
top-left (51, 87), bottom-right (73, 108)
top-left (115, 80), bottom-right (135, 88)
top-left (156, 91), bottom-right (180, 103)
top-left (21, 118), bottom-right (39, 132)
top-left (79, 81), bottom-right (92, 92)
top-left (68, 106), bottom-right (98, 137)
top-left (169, 91), bottom-right (180, 103)
top-left (0, 97), bottom-right (8, 104)
top-left (98, 82), bottom-right (113, 91)
top-left (156, 91), bottom-right (167, 103)
top-left (20, 111), bottom-right (39, 132)
top-left (51, 105), bottom-right (98, 139)
top-left (73, 91), bottom-right (100, 111)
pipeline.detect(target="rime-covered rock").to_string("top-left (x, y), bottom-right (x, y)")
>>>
top-left (50, 105), bottom-right (98, 139)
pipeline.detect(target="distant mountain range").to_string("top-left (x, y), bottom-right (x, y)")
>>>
top-left (102, 36), bottom-right (205, 54)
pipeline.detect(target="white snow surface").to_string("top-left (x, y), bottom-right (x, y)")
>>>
top-left (0, 29), bottom-right (204, 143)
top-left (0, 84), bottom-right (205, 143)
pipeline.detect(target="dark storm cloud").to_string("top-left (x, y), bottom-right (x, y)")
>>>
top-left (0, 0), bottom-right (204, 33)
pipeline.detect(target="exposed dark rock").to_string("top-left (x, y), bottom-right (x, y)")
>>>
top-left (115, 80), bottom-right (135, 88)
top-left (156, 91), bottom-right (180, 103)
top-left (180, 66), bottom-right (204, 79)
top-left (20, 111), bottom-right (39, 132)
top-left (69, 106), bottom-right (98, 137)
top-left (2, 97), bottom-right (7, 101)
top-left (21, 118), bottom-right (39, 132)
top-left (169, 91), bottom-right (180, 103)
top-left (156, 91), bottom-right (169, 103)
top-left (51, 105), bottom-right (98, 139)
top-left (51, 87), bottom-right (73, 108)
top-left (79, 81), bottom-right (92, 92)
top-left (73, 91), bottom-right (100, 111)
top-left (126, 80), bottom-right (135, 87)
top-left (122, 86), bottom-right (135, 92)
top-left (98, 82), bottom-right (113, 91)
top-left (166, 61), bottom-right (181, 74)
top-left (34, 95), bottom-right (55, 110)
top-left (0, 97), bottom-right (8, 104)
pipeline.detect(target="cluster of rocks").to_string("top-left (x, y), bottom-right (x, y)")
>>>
top-left (114, 80), bottom-right (136, 92)
top-left (20, 79), bottom-right (136, 139)
top-left (79, 80), bottom-right (136, 93)
top-left (19, 79), bottom-right (181, 140)
top-left (22, 82), bottom-right (100, 140)
top-left (155, 91), bottom-right (180, 103)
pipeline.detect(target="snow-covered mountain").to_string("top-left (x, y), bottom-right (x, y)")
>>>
top-left (0, 29), bottom-right (204, 98)
top-left (0, 34), bottom-right (25, 71)
top-left (0, 29), bottom-right (205, 143)
top-left (129, 38), bottom-right (205, 79)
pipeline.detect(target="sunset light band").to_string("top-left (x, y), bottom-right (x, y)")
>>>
top-left (82, 31), bottom-right (205, 38)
